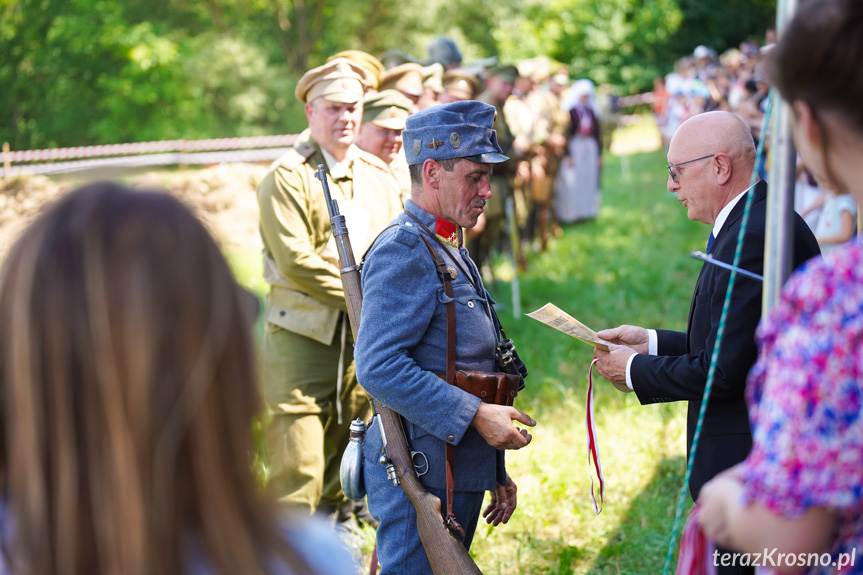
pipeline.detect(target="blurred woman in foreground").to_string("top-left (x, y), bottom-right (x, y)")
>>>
top-left (0, 183), bottom-right (355, 574)
top-left (697, 1), bottom-right (863, 573)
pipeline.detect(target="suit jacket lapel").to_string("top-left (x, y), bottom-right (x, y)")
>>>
top-left (712, 180), bottom-right (767, 252)
top-left (684, 180), bottom-right (767, 350)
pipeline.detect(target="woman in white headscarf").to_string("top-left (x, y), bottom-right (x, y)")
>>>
top-left (555, 78), bottom-right (602, 223)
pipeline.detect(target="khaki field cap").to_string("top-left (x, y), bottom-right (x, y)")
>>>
top-left (379, 63), bottom-right (425, 97)
top-left (488, 64), bottom-right (519, 84)
top-left (442, 69), bottom-right (480, 100)
top-left (328, 50), bottom-right (384, 91)
top-left (362, 90), bottom-right (413, 130)
top-left (295, 58), bottom-right (367, 104)
top-left (422, 63), bottom-right (445, 93)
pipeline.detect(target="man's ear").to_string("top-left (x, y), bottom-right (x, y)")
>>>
top-left (793, 100), bottom-right (821, 148)
top-left (715, 153), bottom-right (732, 185)
top-left (422, 159), bottom-right (440, 190)
top-left (304, 102), bottom-right (315, 125)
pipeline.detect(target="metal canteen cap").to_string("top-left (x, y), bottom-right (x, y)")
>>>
top-left (340, 418), bottom-right (367, 501)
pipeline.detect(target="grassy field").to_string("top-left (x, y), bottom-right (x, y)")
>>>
top-left (227, 118), bottom-right (709, 574)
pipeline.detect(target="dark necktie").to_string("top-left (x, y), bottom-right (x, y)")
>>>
top-left (706, 232), bottom-right (715, 254)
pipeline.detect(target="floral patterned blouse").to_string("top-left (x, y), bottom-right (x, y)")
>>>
top-left (740, 241), bottom-right (863, 574)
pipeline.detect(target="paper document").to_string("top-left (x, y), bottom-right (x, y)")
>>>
top-left (525, 303), bottom-right (610, 351)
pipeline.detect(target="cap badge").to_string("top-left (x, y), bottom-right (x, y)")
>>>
top-left (390, 106), bottom-right (398, 118)
top-left (340, 79), bottom-right (349, 89)
top-left (413, 139), bottom-right (422, 155)
top-left (450, 132), bottom-right (461, 149)
top-left (428, 140), bottom-right (444, 149)
top-left (447, 266), bottom-right (458, 280)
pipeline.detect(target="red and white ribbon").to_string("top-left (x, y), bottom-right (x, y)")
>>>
top-left (675, 503), bottom-right (717, 575)
top-left (586, 357), bottom-right (605, 514)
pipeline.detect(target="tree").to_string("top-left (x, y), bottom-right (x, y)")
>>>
top-left (668, 0), bottom-right (775, 59)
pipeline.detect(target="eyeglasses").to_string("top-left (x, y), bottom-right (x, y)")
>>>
top-left (667, 154), bottom-right (715, 182)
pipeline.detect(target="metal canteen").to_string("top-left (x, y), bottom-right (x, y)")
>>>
top-left (340, 418), bottom-right (367, 500)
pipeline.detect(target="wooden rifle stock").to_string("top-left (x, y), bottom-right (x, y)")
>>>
top-left (315, 165), bottom-right (482, 574)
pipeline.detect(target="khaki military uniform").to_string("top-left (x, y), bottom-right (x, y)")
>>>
top-left (524, 87), bottom-right (569, 247)
top-left (258, 133), bottom-right (402, 512)
top-left (388, 150), bottom-right (412, 205)
top-left (504, 92), bottom-right (538, 237)
top-left (473, 92), bottom-right (518, 273)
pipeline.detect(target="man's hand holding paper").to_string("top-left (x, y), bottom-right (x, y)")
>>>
top-left (595, 325), bottom-right (649, 354)
top-left (594, 324), bottom-right (647, 393)
top-left (592, 345), bottom-right (636, 393)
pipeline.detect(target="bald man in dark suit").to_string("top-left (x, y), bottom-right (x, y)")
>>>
top-left (593, 111), bottom-right (820, 575)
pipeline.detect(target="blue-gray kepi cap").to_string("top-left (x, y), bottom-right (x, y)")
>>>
top-left (402, 100), bottom-right (509, 166)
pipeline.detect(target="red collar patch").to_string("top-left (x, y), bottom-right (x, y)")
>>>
top-left (435, 217), bottom-right (461, 248)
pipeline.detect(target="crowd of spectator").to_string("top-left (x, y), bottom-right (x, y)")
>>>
top-left (652, 36), bottom-right (858, 252)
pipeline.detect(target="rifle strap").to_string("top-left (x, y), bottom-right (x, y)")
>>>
top-left (417, 233), bottom-right (465, 540)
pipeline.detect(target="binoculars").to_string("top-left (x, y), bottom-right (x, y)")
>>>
top-left (496, 338), bottom-right (528, 387)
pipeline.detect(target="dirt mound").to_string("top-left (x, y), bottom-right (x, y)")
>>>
top-left (0, 163), bottom-right (267, 257)
top-left (0, 174), bottom-right (65, 255)
top-left (133, 162), bottom-right (266, 252)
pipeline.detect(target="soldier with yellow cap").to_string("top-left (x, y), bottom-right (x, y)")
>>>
top-left (354, 89), bottom-right (413, 203)
top-left (327, 49), bottom-right (384, 92)
top-left (257, 57), bottom-right (403, 520)
top-left (438, 68), bottom-right (481, 103)
top-left (417, 62), bottom-right (444, 110)
top-left (471, 64), bottom-right (520, 277)
top-left (379, 62), bottom-right (424, 112)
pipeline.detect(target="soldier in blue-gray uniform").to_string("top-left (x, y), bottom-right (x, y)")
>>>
top-left (355, 101), bottom-right (536, 574)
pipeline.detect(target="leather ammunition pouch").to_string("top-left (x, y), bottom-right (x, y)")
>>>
top-left (438, 371), bottom-right (521, 406)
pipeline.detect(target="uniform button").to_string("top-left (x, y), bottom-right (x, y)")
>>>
top-left (447, 435), bottom-right (455, 442)
top-left (467, 301), bottom-right (475, 308)
top-left (279, 310), bottom-right (285, 316)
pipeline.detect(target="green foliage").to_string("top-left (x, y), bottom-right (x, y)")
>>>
top-left (667, 0), bottom-right (775, 59)
top-left (1, 0), bottom-right (779, 149)
top-left (0, 0), bottom-right (305, 149)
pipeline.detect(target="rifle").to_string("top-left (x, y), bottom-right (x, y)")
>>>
top-left (315, 165), bottom-right (482, 575)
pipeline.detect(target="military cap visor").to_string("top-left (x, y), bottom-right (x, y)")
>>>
top-left (402, 100), bottom-right (508, 165)
top-left (462, 151), bottom-right (509, 164)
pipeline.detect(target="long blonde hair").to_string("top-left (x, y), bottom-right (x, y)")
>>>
top-left (0, 183), bottom-right (310, 574)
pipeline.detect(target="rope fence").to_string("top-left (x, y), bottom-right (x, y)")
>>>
top-left (1, 134), bottom-right (299, 178)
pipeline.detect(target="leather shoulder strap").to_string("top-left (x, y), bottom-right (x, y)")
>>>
top-left (417, 232), bottom-right (464, 539)
top-left (416, 233), bottom-right (456, 386)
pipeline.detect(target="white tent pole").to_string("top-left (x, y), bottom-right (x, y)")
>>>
top-left (763, 0), bottom-right (800, 313)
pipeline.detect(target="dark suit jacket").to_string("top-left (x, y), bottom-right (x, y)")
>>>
top-left (631, 180), bottom-right (820, 499)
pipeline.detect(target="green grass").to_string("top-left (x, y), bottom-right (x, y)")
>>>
top-left (227, 124), bottom-right (710, 573)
